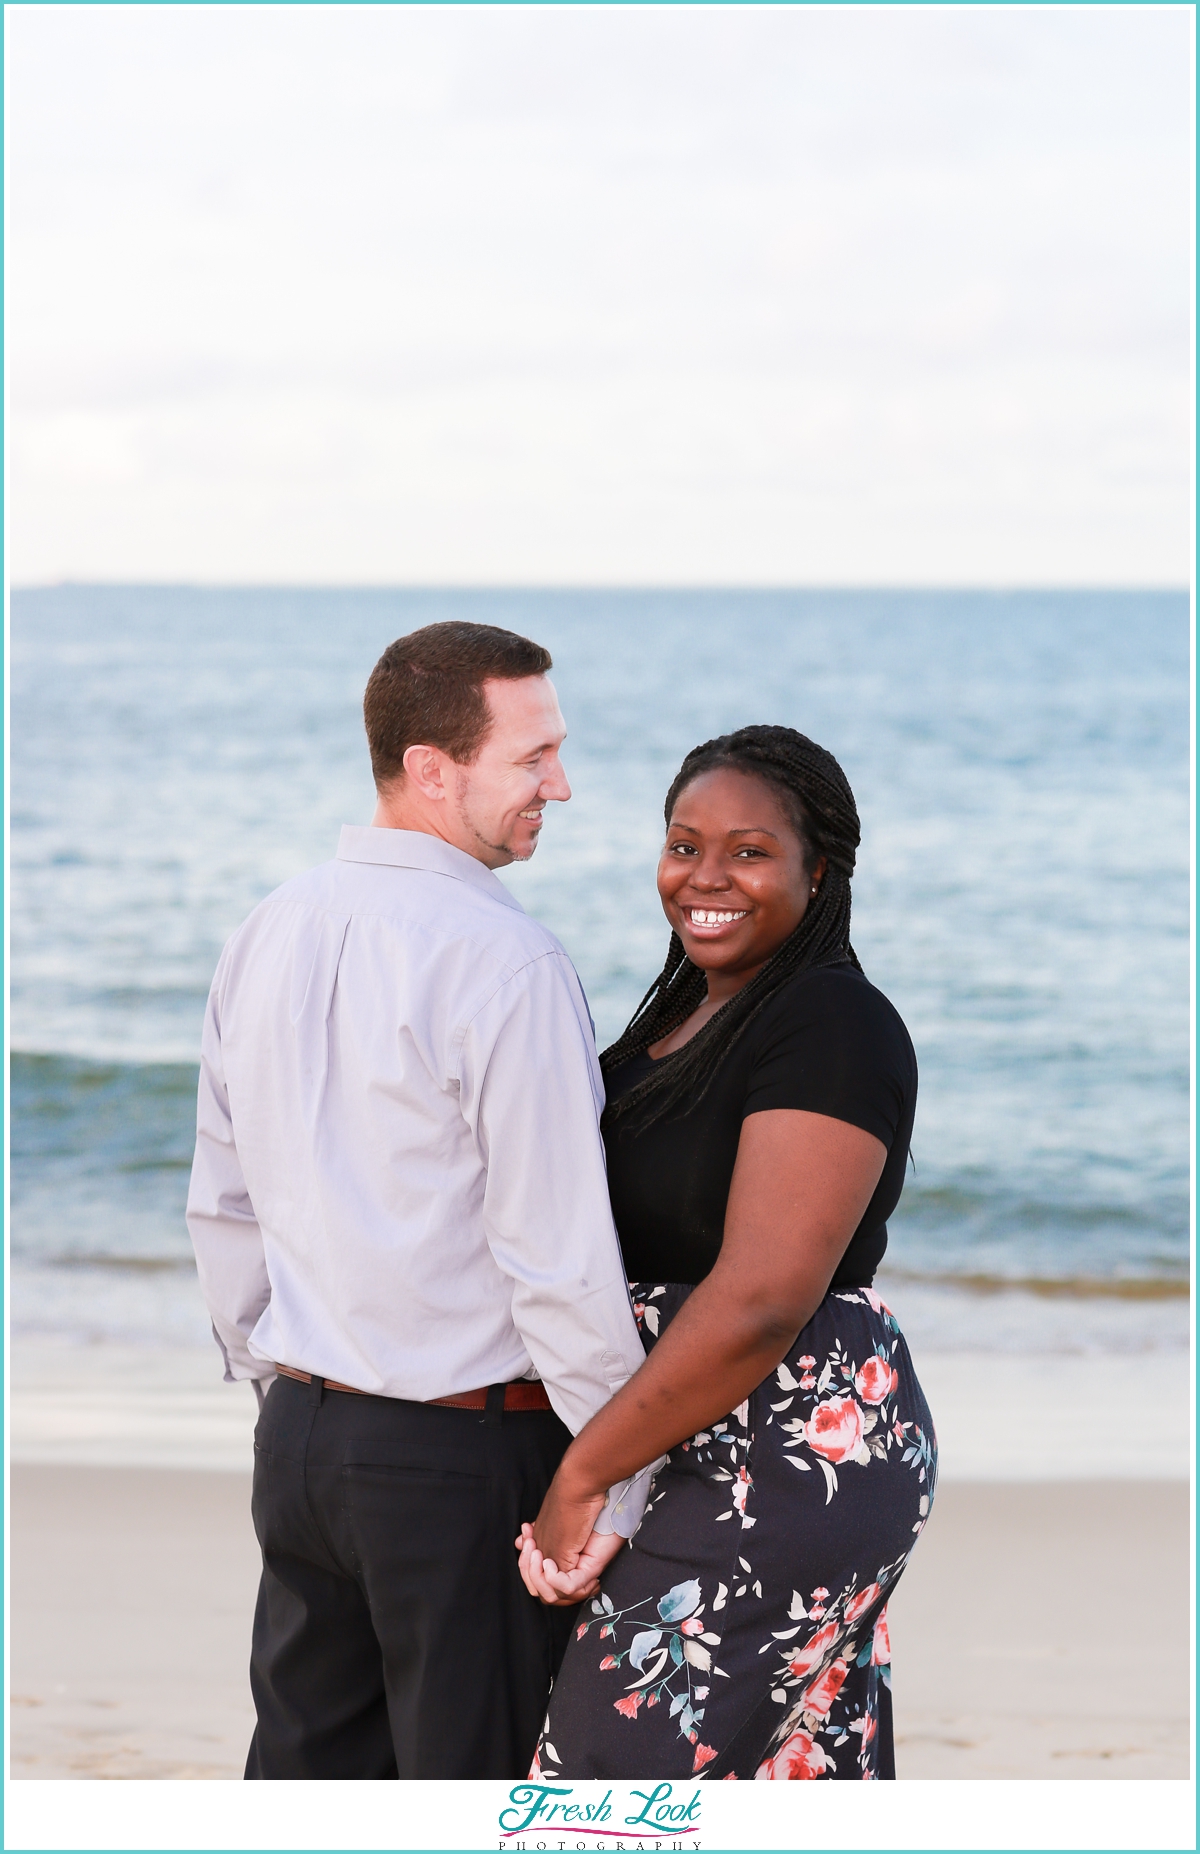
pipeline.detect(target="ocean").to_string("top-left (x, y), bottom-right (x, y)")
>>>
top-left (9, 586), bottom-right (1191, 1381)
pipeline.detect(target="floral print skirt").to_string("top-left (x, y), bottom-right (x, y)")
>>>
top-left (535, 1281), bottom-right (936, 1781)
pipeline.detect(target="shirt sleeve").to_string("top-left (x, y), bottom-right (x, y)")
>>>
top-left (185, 956), bottom-right (277, 1386)
top-left (742, 970), bottom-right (912, 1151)
top-left (458, 950), bottom-right (659, 1537)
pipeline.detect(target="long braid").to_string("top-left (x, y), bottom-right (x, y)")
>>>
top-left (601, 724), bottom-right (862, 1129)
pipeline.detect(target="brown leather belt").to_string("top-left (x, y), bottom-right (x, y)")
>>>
top-left (273, 1363), bottom-right (552, 1412)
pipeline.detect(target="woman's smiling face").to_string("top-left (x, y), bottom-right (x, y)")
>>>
top-left (657, 766), bottom-right (825, 988)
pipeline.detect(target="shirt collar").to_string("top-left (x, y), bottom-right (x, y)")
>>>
top-left (336, 826), bottom-right (525, 913)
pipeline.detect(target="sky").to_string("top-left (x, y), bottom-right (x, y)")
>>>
top-left (6, 3), bottom-right (1193, 587)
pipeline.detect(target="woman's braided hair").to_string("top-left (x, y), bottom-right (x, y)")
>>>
top-left (600, 724), bottom-right (862, 1129)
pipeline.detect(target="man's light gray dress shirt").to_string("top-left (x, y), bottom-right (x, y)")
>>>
top-left (186, 826), bottom-right (654, 1535)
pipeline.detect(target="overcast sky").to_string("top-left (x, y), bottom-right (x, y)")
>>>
top-left (7, 4), bottom-right (1193, 586)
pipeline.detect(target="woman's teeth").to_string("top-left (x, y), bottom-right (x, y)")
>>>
top-left (688, 908), bottom-right (748, 925)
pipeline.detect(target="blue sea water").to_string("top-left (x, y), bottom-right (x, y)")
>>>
top-left (9, 586), bottom-right (1191, 1356)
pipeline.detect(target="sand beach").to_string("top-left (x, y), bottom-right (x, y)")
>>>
top-left (8, 1341), bottom-right (1191, 1783)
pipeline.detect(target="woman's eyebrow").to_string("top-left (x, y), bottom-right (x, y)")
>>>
top-left (726, 827), bottom-right (782, 841)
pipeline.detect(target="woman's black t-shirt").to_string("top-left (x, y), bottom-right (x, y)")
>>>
top-left (603, 962), bottom-right (917, 1289)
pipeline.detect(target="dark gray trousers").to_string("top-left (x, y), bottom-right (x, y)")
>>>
top-left (245, 1372), bottom-right (575, 1779)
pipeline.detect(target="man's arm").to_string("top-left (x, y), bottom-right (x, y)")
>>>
top-left (458, 951), bottom-right (657, 1538)
top-left (186, 962), bottom-right (275, 1388)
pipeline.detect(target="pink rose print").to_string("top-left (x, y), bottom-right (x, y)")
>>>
top-left (797, 1355), bottom-right (816, 1368)
top-left (802, 1656), bottom-right (849, 1718)
top-left (647, 1693), bottom-right (659, 1707)
top-left (692, 1743), bottom-right (718, 1772)
top-left (787, 1619), bottom-right (839, 1680)
top-left (863, 1709), bottom-right (877, 1745)
top-left (861, 1287), bottom-right (892, 1316)
top-left (731, 1466), bottom-right (752, 1515)
top-left (529, 1750), bottom-right (541, 1777)
top-left (844, 1581), bottom-right (882, 1625)
top-left (855, 1355), bottom-right (899, 1405)
top-left (800, 1373), bottom-right (817, 1390)
top-left (599, 1655), bottom-right (617, 1669)
top-left (576, 1623), bottom-right (587, 1639)
top-left (613, 1692), bottom-right (645, 1719)
top-left (680, 1616), bottom-right (704, 1636)
top-left (811, 1587), bottom-right (829, 1599)
top-left (872, 1610), bottom-right (891, 1666)
top-left (803, 1395), bottom-right (865, 1463)
top-left (755, 1728), bottom-right (829, 1780)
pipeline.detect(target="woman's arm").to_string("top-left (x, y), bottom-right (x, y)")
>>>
top-left (525, 1108), bottom-right (887, 1592)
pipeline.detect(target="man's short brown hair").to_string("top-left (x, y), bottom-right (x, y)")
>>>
top-left (363, 621), bottom-right (553, 788)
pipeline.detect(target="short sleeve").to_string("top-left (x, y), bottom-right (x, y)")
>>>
top-left (741, 967), bottom-right (915, 1151)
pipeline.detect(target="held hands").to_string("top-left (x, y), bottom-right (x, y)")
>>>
top-left (514, 1472), bottom-right (620, 1606)
top-left (515, 1521), bottom-right (624, 1605)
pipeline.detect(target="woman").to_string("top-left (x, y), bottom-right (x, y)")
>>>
top-left (517, 724), bottom-right (935, 1781)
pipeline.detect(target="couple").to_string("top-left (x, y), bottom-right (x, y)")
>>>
top-left (186, 620), bottom-right (936, 1784)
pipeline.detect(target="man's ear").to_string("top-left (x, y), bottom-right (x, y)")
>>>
top-left (400, 743), bottom-right (450, 803)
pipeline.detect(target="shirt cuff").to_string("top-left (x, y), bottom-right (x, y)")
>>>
top-left (591, 1457), bottom-right (667, 1539)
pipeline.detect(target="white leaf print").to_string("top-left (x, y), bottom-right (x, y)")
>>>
top-left (699, 1632), bottom-right (722, 1645)
top-left (715, 1666), bottom-right (730, 1677)
top-left (753, 1581), bottom-right (762, 1598)
top-left (715, 1510), bottom-right (733, 1521)
top-left (543, 1742), bottom-right (561, 1764)
top-left (785, 1456), bottom-right (812, 1471)
top-left (733, 1400), bottom-right (749, 1427)
top-left (602, 1592), bottom-right (615, 1613)
top-left (817, 1458), bottom-right (838, 1504)
top-left (817, 1360), bottom-right (835, 1393)
top-left (735, 1585), bottom-right (747, 1597)
top-left (741, 1515), bottom-right (757, 1528)
top-left (775, 1362), bottom-right (801, 1392)
top-left (669, 1693), bottom-right (685, 1716)
top-left (758, 1642), bottom-right (773, 1654)
top-left (591, 1598), bottom-right (606, 1614)
top-left (788, 1591), bottom-right (808, 1620)
top-left (643, 1305), bottom-right (660, 1335)
top-left (649, 1285), bottom-right (667, 1299)
top-left (711, 1471), bottom-right (733, 1482)
top-left (683, 1639), bottom-right (711, 1671)
top-left (738, 1557), bottom-right (751, 1572)
top-left (772, 1626), bottom-right (802, 1639)
top-left (770, 1399), bottom-right (793, 1412)
top-left (771, 1690), bottom-right (787, 1702)
top-left (714, 1583), bottom-right (728, 1610)
top-left (625, 1647), bottom-right (670, 1690)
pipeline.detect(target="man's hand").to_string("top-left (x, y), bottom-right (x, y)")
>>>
top-left (515, 1521), bottom-right (624, 1606)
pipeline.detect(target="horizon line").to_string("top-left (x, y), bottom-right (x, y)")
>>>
top-left (9, 578), bottom-right (1192, 597)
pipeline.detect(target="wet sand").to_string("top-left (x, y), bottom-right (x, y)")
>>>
top-left (9, 1464), bottom-right (1190, 1781)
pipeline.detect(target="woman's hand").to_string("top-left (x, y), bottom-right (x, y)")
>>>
top-left (514, 1521), bottom-right (624, 1606)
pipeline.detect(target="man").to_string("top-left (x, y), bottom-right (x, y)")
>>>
top-left (186, 622), bottom-right (650, 1780)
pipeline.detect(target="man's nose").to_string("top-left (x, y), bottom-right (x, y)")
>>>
top-left (541, 755), bottom-right (571, 803)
